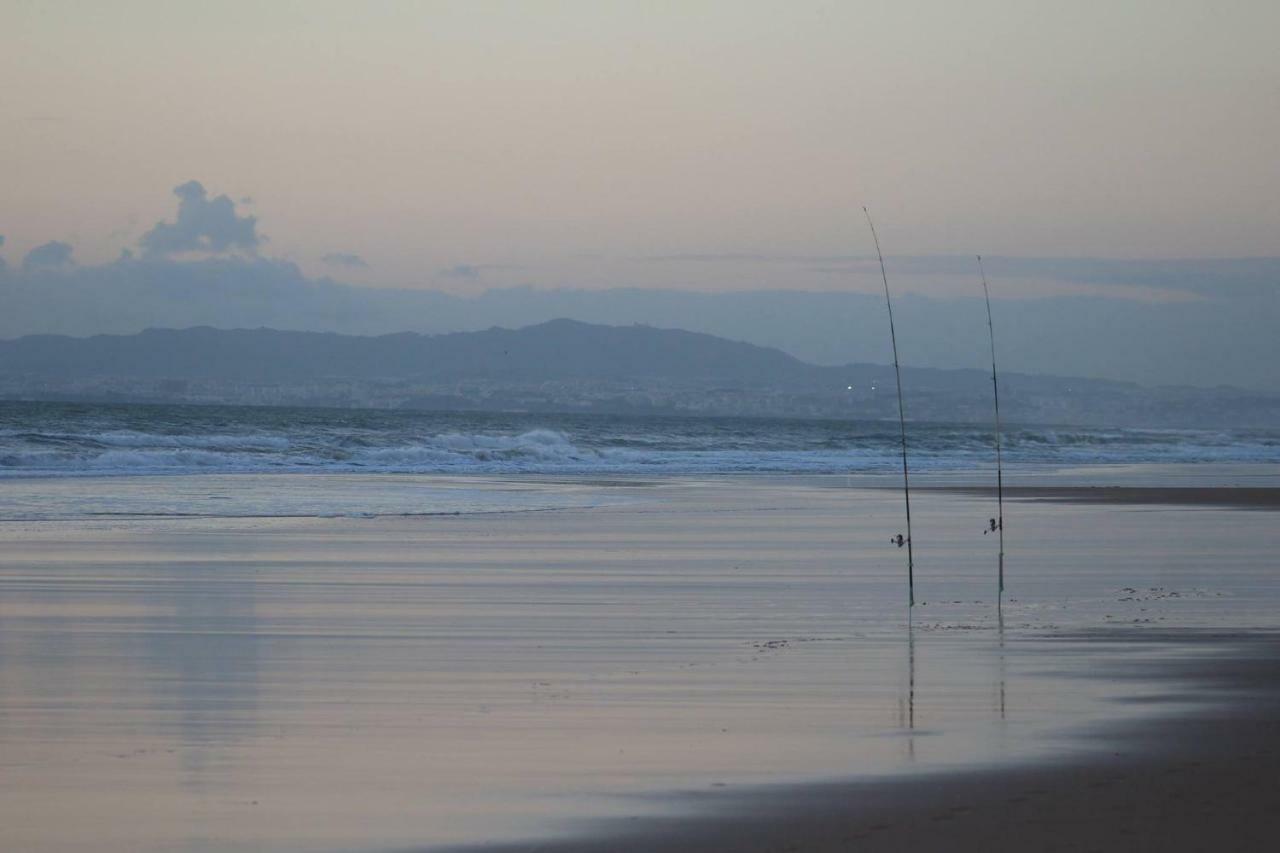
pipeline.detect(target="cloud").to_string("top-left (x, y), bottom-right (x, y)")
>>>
top-left (439, 264), bottom-right (481, 281)
top-left (437, 263), bottom-right (521, 281)
top-left (322, 252), bottom-right (368, 269)
top-left (23, 240), bottom-right (75, 270)
top-left (139, 180), bottom-right (260, 257)
top-left (647, 252), bottom-right (1280, 293)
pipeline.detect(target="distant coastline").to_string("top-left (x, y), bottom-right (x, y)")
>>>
top-left (3, 321), bottom-right (1277, 428)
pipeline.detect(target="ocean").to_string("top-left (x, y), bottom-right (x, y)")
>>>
top-left (4, 401), bottom-right (1277, 479)
top-left (3, 400), bottom-right (1276, 522)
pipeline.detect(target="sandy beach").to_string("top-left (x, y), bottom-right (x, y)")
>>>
top-left (439, 630), bottom-right (1280, 853)
top-left (3, 471), bottom-right (1279, 852)
top-left (927, 484), bottom-right (1280, 509)
top-left (439, 480), bottom-right (1280, 852)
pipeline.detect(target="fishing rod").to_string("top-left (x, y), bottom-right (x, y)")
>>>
top-left (864, 207), bottom-right (914, 607)
top-left (977, 255), bottom-right (1005, 600)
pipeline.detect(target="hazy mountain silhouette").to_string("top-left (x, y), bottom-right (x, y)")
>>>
top-left (1, 319), bottom-right (825, 384)
top-left (1, 320), bottom-right (1275, 427)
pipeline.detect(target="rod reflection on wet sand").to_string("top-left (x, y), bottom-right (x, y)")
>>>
top-left (997, 606), bottom-right (1007, 722)
top-left (897, 614), bottom-right (916, 762)
top-left (894, 607), bottom-right (1012, 765)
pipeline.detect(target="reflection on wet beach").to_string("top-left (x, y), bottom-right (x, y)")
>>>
top-left (140, 564), bottom-right (262, 787)
top-left (1, 473), bottom-right (1277, 852)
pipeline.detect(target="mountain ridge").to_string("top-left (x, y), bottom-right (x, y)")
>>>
top-left (1, 320), bottom-right (1274, 428)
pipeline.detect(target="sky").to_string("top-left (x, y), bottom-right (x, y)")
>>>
top-left (3, 0), bottom-right (1278, 296)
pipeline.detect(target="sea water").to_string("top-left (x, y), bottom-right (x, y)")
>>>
top-left (3, 400), bottom-right (1278, 500)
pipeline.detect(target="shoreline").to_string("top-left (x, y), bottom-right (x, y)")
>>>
top-left (922, 484), bottom-right (1280, 509)
top-left (431, 630), bottom-right (1280, 853)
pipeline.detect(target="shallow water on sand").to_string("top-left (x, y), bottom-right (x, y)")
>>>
top-left (1, 471), bottom-right (1278, 852)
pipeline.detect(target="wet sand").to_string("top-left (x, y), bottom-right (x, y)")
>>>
top-left (434, 479), bottom-right (1280, 852)
top-left (4, 472), bottom-right (1280, 851)
top-left (926, 484), bottom-right (1280, 509)
top-left (444, 631), bottom-right (1280, 853)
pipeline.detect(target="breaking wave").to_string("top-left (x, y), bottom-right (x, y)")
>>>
top-left (1, 403), bottom-right (1278, 478)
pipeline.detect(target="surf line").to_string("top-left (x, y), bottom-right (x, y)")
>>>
top-left (864, 207), bottom-right (914, 607)
top-left (977, 255), bottom-right (1005, 603)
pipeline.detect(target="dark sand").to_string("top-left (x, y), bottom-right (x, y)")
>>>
top-left (927, 485), bottom-right (1280, 509)
top-left (438, 631), bottom-right (1280, 853)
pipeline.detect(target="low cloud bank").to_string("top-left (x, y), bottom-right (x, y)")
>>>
top-left (22, 240), bottom-right (75, 270)
top-left (2, 252), bottom-right (1278, 391)
top-left (323, 252), bottom-right (368, 268)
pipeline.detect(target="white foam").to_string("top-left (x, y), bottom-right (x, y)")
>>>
top-left (2, 418), bottom-right (1279, 479)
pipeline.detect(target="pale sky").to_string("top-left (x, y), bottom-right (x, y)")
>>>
top-left (2, 0), bottom-right (1277, 292)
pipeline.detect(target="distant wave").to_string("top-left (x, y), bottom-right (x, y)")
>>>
top-left (0, 428), bottom-right (602, 476)
top-left (1, 404), bottom-right (1278, 478)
